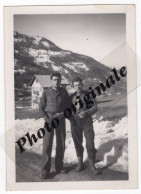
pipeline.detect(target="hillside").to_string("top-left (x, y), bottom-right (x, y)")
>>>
top-left (14, 31), bottom-right (126, 94)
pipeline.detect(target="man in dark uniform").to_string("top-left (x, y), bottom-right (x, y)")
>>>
top-left (39, 72), bottom-right (70, 179)
top-left (69, 77), bottom-right (98, 174)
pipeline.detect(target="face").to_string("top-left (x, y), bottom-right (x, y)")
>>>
top-left (51, 76), bottom-right (61, 88)
top-left (73, 81), bottom-right (83, 92)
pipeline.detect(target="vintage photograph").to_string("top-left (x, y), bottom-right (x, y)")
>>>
top-left (14, 13), bottom-right (128, 181)
top-left (5, 5), bottom-right (137, 190)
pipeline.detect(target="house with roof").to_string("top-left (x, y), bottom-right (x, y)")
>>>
top-left (30, 74), bottom-right (69, 109)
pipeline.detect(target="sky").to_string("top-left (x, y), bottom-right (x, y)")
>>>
top-left (14, 14), bottom-right (125, 62)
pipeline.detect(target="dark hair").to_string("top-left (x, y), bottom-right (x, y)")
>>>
top-left (72, 77), bottom-right (83, 86)
top-left (50, 72), bottom-right (61, 80)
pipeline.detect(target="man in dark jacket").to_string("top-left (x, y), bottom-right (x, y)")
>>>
top-left (69, 77), bottom-right (98, 174)
top-left (39, 72), bottom-right (70, 179)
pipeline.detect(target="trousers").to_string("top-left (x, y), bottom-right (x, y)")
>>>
top-left (41, 117), bottom-right (66, 175)
top-left (70, 116), bottom-right (96, 159)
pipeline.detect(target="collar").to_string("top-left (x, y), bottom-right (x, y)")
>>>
top-left (50, 86), bottom-right (64, 94)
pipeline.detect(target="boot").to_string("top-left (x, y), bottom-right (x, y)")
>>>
top-left (88, 158), bottom-right (99, 175)
top-left (56, 168), bottom-right (67, 174)
top-left (39, 173), bottom-right (50, 180)
top-left (76, 156), bottom-right (84, 172)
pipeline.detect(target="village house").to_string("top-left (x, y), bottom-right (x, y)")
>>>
top-left (30, 74), bottom-right (69, 109)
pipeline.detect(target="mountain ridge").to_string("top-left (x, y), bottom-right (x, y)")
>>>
top-left (14, 31), bottom-right (126, 94)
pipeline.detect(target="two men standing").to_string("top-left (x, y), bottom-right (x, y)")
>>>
top-left (39, 72), bottom-right (98, 179)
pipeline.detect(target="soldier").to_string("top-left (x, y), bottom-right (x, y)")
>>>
top-left (69, 77), bottom-right (98, 174)
top-left (39, 72), bottom-right (70, 179)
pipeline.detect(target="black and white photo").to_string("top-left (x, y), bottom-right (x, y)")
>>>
top-left (5, 5), bottom-right (137, 190)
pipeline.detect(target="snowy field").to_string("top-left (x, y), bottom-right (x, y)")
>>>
top-left (15, 116), bottom-right (128, 174)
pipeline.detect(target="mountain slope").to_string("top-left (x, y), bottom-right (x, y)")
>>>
top-left (14, 31), bottom-right (126, 94)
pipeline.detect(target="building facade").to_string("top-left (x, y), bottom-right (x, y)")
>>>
top-left (30, 75), bottom-right (69, 109)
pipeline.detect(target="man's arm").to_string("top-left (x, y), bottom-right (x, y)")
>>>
top-left (64, 90), bottom-right (72, 109)
top-left (78, 98), bottom-right (98, 118)
top-left (39, 90), bottom-right (47, 119)
top-left (84, 98), bottom-right (98, 116)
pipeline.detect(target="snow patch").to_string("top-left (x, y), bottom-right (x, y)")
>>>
top-left (63, 63), bottom-right (77, 72)
top-left (15, 69), bottom-right (26, 74)
top-left (73, 62), bottom-right (89, 71)
top-left (52, 64), bottom-right (60, 71)
top-left (14, 38), bottom-right (24, 42)
top-left (52, 64), bottom-right (69, 74)
top-left (41, 41), bottom-right (50, 47)
top-left (15, 117), bottom-right (128, 173)
top-left (29, 48), bottom-right (47, 56)
top-left (34, 36), bottom-right (41, 44)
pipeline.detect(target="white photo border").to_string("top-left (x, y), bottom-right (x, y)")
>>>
top-left (0, 1), bottom-right (140, 192)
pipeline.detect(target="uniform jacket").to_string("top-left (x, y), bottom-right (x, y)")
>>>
top-left (39, 87), bottom-right (70, 119)
top-left (70, 90), bottom-right (98, 120)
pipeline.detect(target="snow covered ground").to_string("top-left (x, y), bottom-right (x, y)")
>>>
top-left (15, 117), bottom-right (128, 173)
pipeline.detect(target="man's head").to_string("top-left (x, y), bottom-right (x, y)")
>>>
top-left (72, 77), bottom-right (83, 93)
top-left (50, 72), bottom-right (61, 88)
